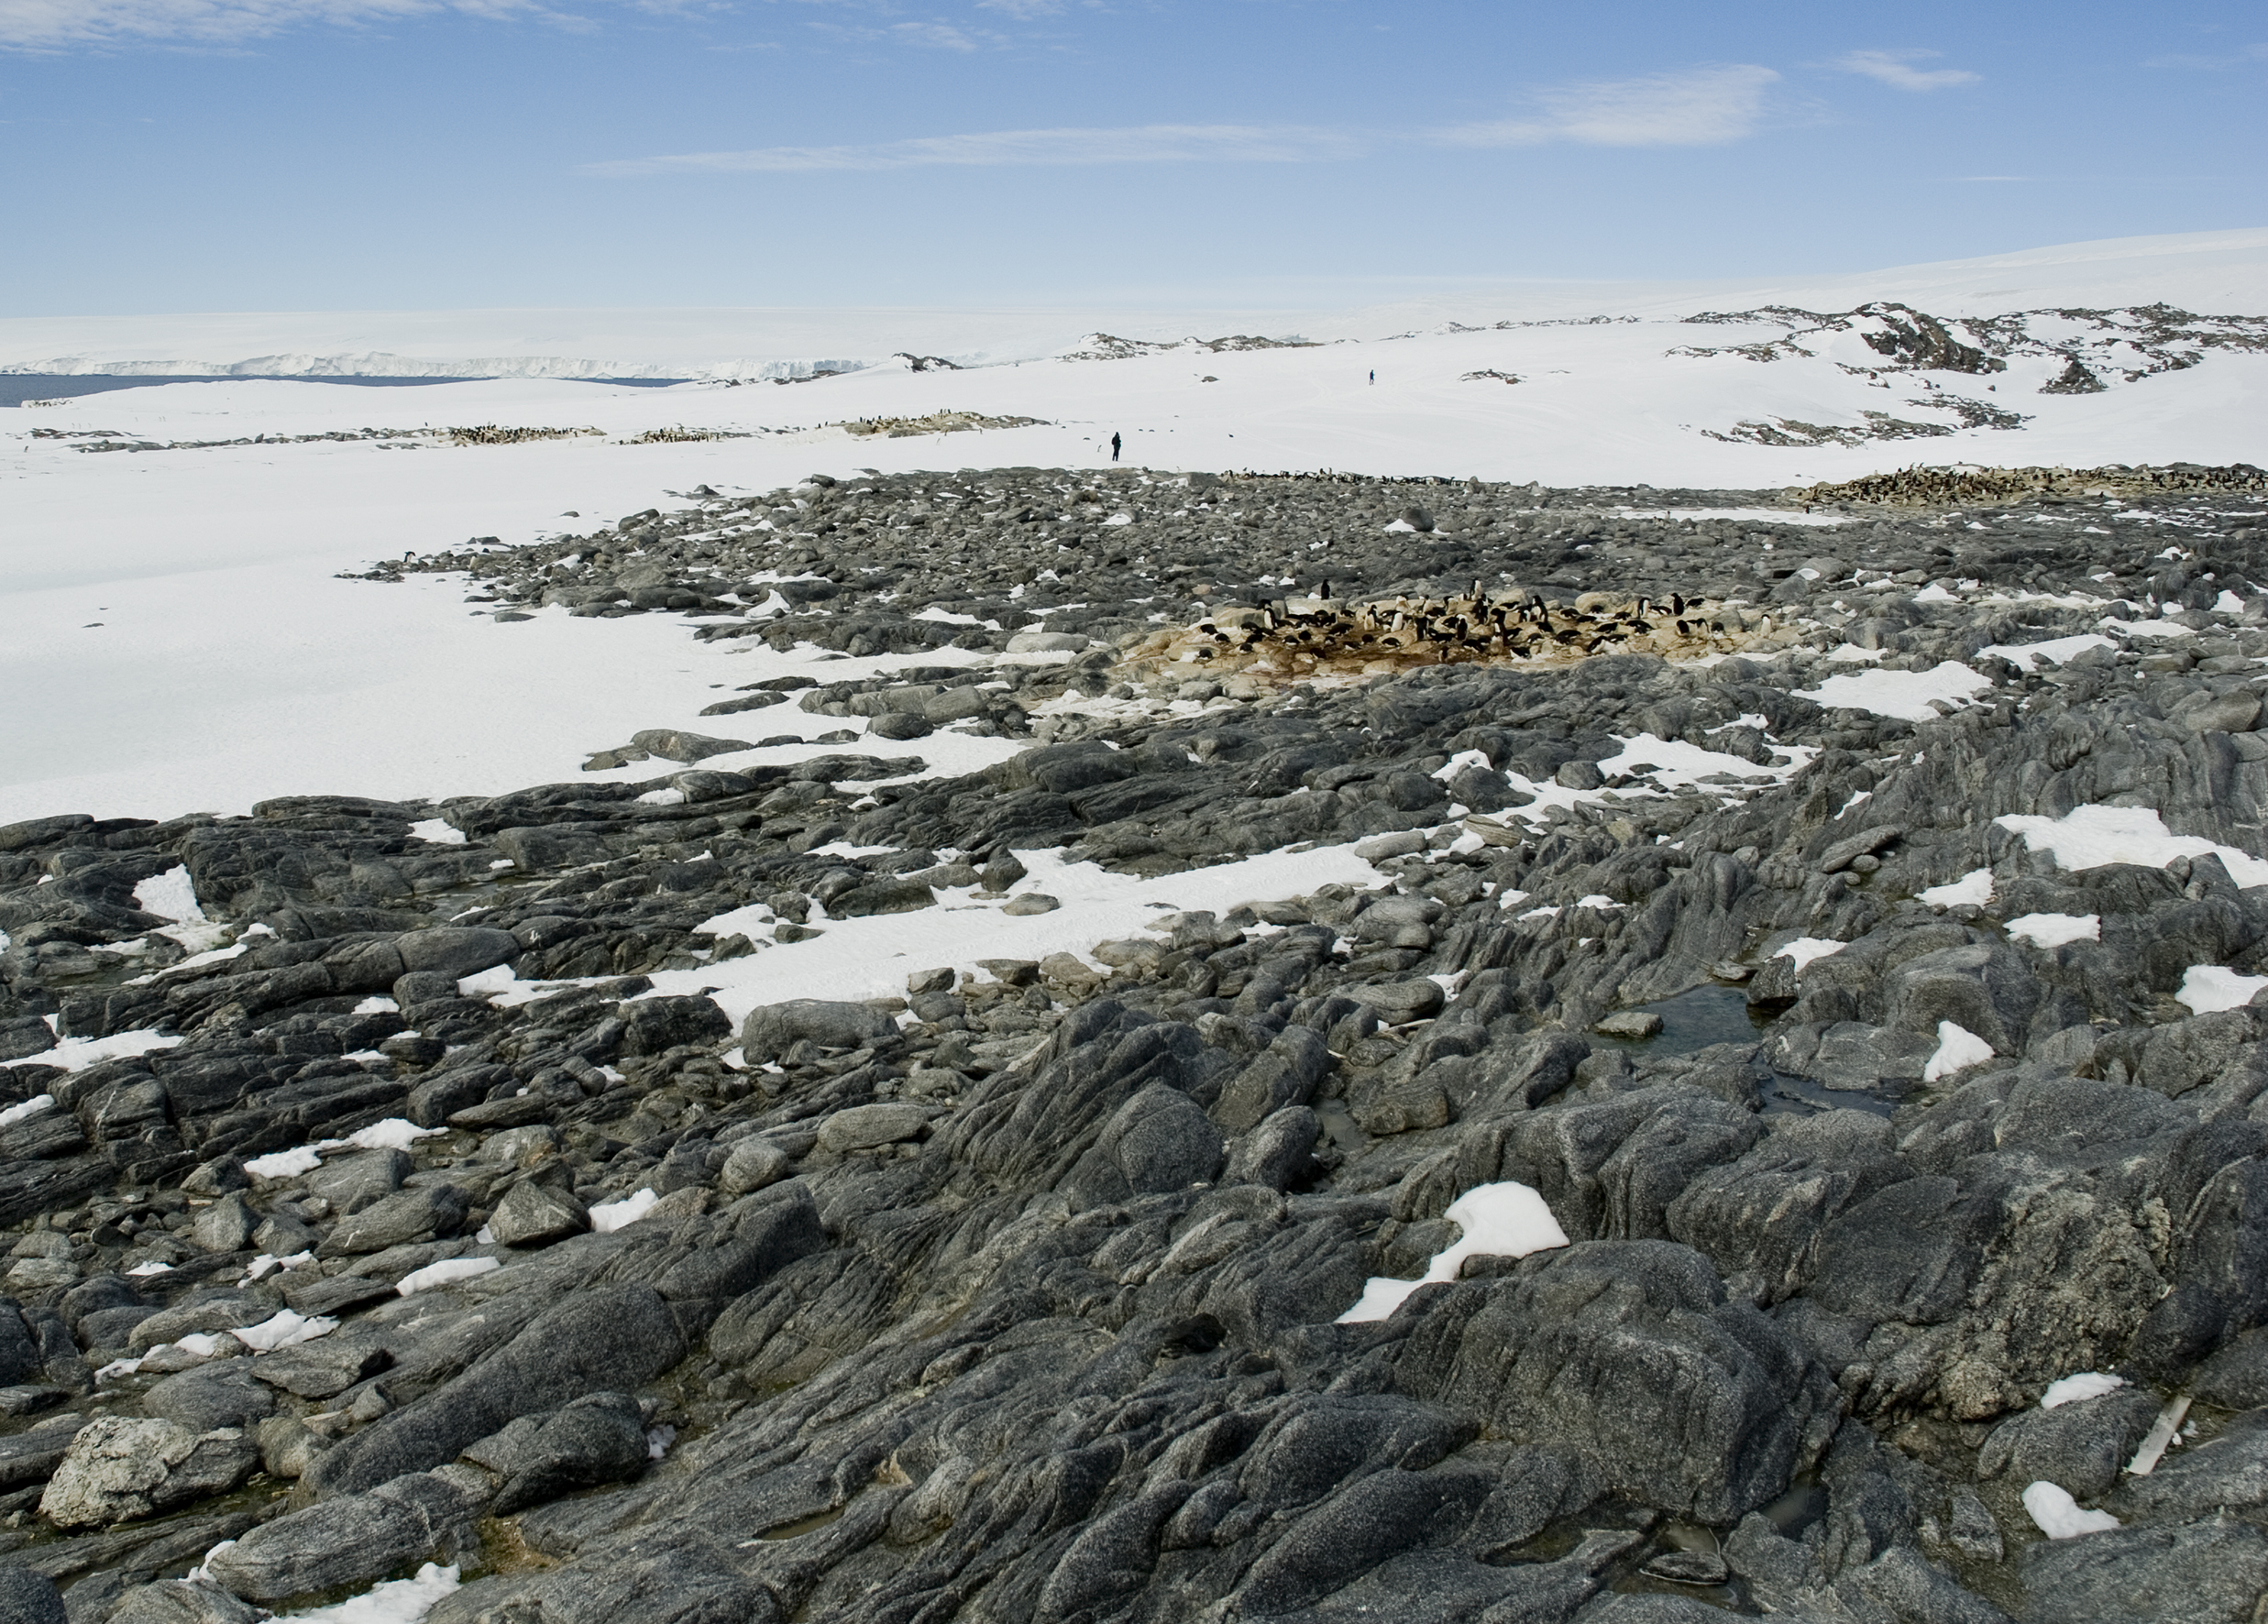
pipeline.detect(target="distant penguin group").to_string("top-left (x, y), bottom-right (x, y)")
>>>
top-left (1140, 579), bottom-right (1748, 681)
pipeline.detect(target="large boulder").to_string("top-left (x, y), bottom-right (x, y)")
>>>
top-left (1388, 1240), bottom-right (1838, 1524)
top-left (307, 1283), bottom-right (687, 1496)
top-left (142, 1363), bottom-right (278, 1433)
top-left (2019, 1517), bottom-right (2268, 1624)
top-left (106, 1580), bottom-right (260, 1624)
top-left (1062, 1084), bottom-right (1225, 1210)
top-left (39, 1417), bottom-right (259, 1529)
top-left (204, 1469), bottom-right (482, 1606)
top-left (394, 927), bottom-right (522, 980)
top-left (620, 995), bottom-right (732, 1058)
top-left (739, 999), bottom-right (897, 1063)
top-left (1212, 1026), bottom-right (1330, 1133)
top-left (1978, 1388), bottom-right (2163, 1502)
top-left (520, 1530), bottom-right (782, 1624)
top-left (814, 1103), bottom-right (933, 1155)
top-left (0, 1569), bottom-right (66, 1624)
top-left (1235, 1460), bottom-right (1500, 1614)
top-left (488, 1179), bottom-right (590, 1248)
top-left (462, 1391), bottom-right (651, 1514)
top-left (1667, 1109), bottom-right (1910, 1304)
top-left (315, 1183), bottom-right (468, 1256)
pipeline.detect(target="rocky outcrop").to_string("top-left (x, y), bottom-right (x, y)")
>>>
top-left (6, 469), bottom-right (2268, 1622)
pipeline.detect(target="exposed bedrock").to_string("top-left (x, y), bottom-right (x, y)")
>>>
top-left (3, 469), bottom-right (2268, 1622)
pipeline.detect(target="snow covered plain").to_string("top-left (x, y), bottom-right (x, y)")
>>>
top-left (4, 229), bottom-right (2263, 826)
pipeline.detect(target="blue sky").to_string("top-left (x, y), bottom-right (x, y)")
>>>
top-left (1, 0), bottom-right (2261, 315)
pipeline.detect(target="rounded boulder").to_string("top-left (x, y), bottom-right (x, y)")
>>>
top-left (395, 927), bottom-right (523, 980)
top-left (740, 999), bottom-right (898, 1063)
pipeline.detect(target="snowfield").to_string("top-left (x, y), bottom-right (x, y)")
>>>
top-left (2, 228), bottom-right (2262, 825)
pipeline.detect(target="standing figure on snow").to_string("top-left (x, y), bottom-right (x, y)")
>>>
top-left (1110, 432), bottom-right (1122, 462)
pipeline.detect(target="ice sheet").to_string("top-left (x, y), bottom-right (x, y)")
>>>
top-left (132, 865), bottom-right (204, 923)
top-left (243, 1145), bottom-right (326, 1180)
top-left (7, 228), bottom-right (2261, 371)
top-left (589, 1188), bottom-right (659, 1233)
top-left (1794, 662), bottom-right (1993, 721)
top-left (1775, 938), bottom-right (1846, 974)
top-left (347, 1118), bottom-right (445, 1152)
top-left (1337, 1180), bottom-right (1569, 1322)
top-left (230, 1310), bottom-right (337, 1352)
top-left (1994, 804), bottom-right (2268, 888)
top-left (2102, 616), bottom-right (2197, 640)
top-left (1593, 732), bottom-right (1816, 794)
top-left (2, 1026), bottom-right (182, 1073)
top-left (2176, 965), bottom-right (2268, 1015)
top-left (396, 1256), bottom-right (501, 1296)
top-left (239, 1116), bottom-right (440, 1181)
top-left (2042, 1371), bottom-right (2128, 1409)
top-left (2021, 1481), bottom-right (2120, 1540)
top-left (1923, 1020), bottom-right (1995, 1081)
top-left (1980, 634), bottom-right (2115, 672)
top-left (2006, 913), bottom-right (2100, 949)
top-left (274, 1562), bottom-right (462, 1624)
top-left (1918, 869), bottom-right (1995, 908)
top-left (654, 840), bottom-right (1383, 1026)
top-left (0, 1094), bottom-right (55, 1127)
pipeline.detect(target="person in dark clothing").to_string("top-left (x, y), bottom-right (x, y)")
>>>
top-left (1369, 369), bottom-right (1374, 384)
top-left (1110, 432), bottom-right (1122, 462)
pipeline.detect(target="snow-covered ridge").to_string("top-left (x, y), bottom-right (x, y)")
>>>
top-left (5, 229), bottom-right (2261, 382)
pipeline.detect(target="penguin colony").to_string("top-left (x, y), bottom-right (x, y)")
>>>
top-left (1126, 579), bottom-right (1763, 685)
top-left (1789, 458), bottom-right (2267, 508)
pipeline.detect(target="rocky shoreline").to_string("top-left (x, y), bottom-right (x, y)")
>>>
top-left (4, 465), bottom-right (2267, 1624)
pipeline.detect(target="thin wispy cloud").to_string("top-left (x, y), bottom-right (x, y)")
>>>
top-left (591, 62), bottom-right (1788, 178)
top-left (0, 0), bottom-right (585, 49)
top-left (1434, 64), bottom-right (1779, 148)
top-left (2144, 42), bottom-right (2268, 70)
top-left (891, 19), bottom-right (980, 50)
top-left (584, 121), bottom-right (1366, 175)
top-left (1835, 49), bottom-right (1979, 91)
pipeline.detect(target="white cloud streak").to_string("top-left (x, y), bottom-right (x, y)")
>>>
top-left (584, 121), bottom-right (1370, 176)
top-left (0, 0), bottom-right (571, 49)
top-left (1432, 63), bottom-right (1780, 148)
top-left (590, 62), bottom-right (1788, 178)
top-left (890, 19), bottom-right (979, 50)
top-left (2143, 43), bottom-right (2268, 70)
top-left (1836, 49), bottom-right (1980, 91)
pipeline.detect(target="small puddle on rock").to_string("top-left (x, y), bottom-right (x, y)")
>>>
top-left (1313, 1098), bottom-right (1367, 1154)
top-left (1592, 984), bottom-right (1902, 1119)
top-left (756, 1505), bottom-right (845, 1541)
top-left (1591, 984), bottom-right (1772, 1058)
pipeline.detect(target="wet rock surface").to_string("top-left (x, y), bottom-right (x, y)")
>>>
top-left (5, 467), bottom-right (2268, 1620)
